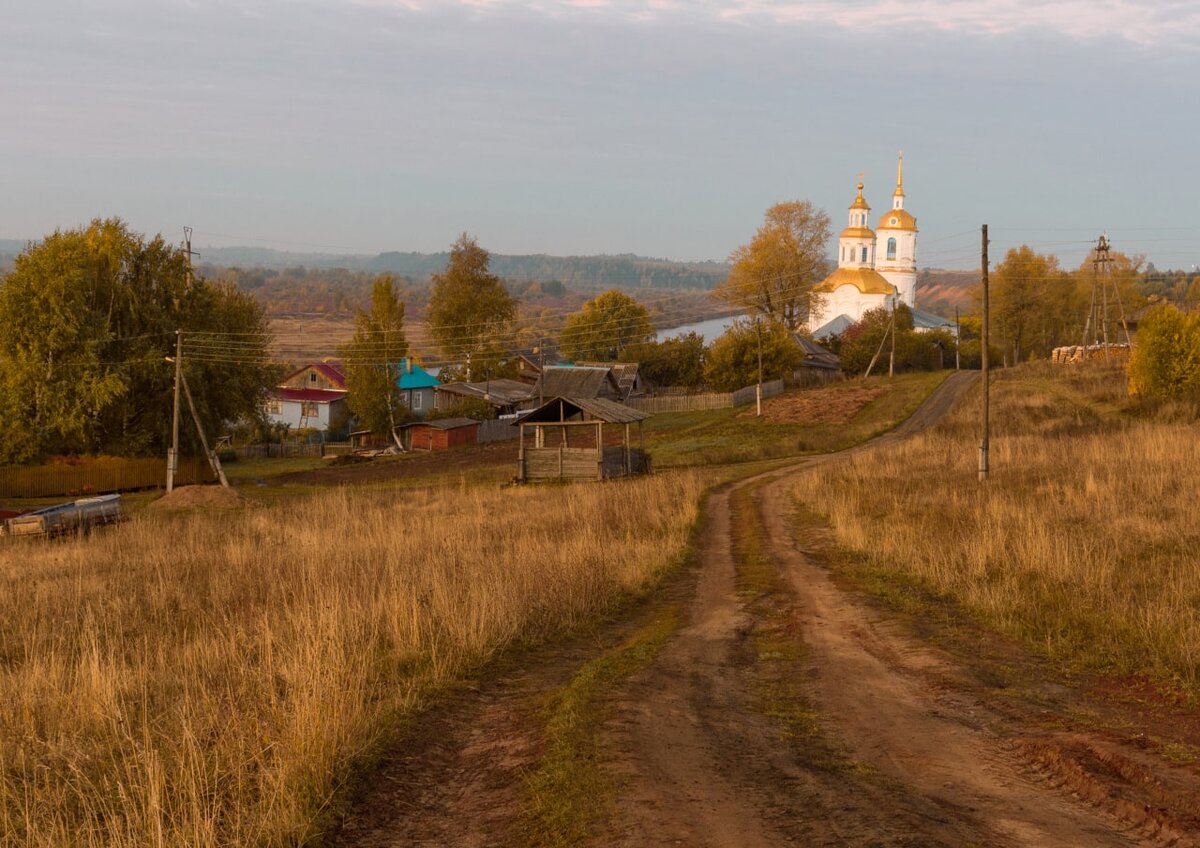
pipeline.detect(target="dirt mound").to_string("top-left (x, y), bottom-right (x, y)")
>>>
top-left (148, 485), bottom-right (257, 511)
top-left (752, 385), bottom-right (885, 425)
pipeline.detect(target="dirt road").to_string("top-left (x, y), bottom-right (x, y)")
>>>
top-left (334, 372), bottom-right (1200, 846)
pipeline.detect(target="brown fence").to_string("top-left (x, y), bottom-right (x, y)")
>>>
top-left (0, 457), bottom-right (215, 499)
top-left (628, 379), bottom-right (785, 414)
top-left (477, 419), bottom-right (519, 444)
top-left (233, 442), bottom-right (325, 460)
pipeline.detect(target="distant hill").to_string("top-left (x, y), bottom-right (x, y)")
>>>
top-left (187, 246), bottom-right (729, 291)
top-left (916, 269), bottom-right (978, 317)
top-left (369, 251), bottom-right (728, 290)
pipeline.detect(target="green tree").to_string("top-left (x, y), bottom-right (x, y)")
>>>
top-left (559, 290), bottom-right (654, 361)
top-left (340, 275), bottom-right (409, 438)
top-left (0, 218), bottom-right (273, 463)
top-left (703, 318), bottom-right (804, 392)
top-left (987, 247), bottom-right (1079, 364)
top-left (621, 331), bottom-right (706, 389)
top-left (836, 305), bottom-right (951, 375)
top-left (714, 201), bottom-right (832, 331)
top-left (427, 234), bottom-right (516, 377)
top-left (1127, 305), bottom-right (1200, 401)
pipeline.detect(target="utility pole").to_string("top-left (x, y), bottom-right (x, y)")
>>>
top-left (180, 369), bottom-right (230, 488)
top-left (538, 337), bottom-right (545, 406)
top-left (755, 316), bottom-right (764, 416)
top-left (955, 306), bottom-right (961, 370)
top-left (182, 227), bottom-right (199, 285)
top-left (167, 330), bottom-right (182, 492)
top-left (888, 299), bottom-right (896, 377)
top-left (979, 225), bottom-right (990, 483)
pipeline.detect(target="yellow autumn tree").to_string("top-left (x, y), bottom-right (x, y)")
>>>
top-left (714, 201), bottom-right (832, 331)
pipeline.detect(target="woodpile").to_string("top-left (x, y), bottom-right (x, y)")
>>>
top-left (1051, 344), bottom-right (1132, 364)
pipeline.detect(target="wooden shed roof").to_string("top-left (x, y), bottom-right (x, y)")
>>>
top-left (520, 396), bottom-right (650, 425)
top-left (534, 367), bottom-right (622, 400)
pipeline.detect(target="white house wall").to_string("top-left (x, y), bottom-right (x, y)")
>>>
top-left (266, 399), bottom-right (339, 431)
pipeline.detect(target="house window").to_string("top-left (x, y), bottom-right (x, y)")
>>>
top-left (301, 402), bottom-right (319, 417)
top-left (309, 372), bottom-right (317, 384)
top-left (267, 399), bottom-right (282, 415)
top-left (887, 237), bottom-right (897, 260)
top-left (414, 391), bottom-right (423, 410)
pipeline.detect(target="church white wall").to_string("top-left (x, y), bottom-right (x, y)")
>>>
top-left (809, 285), bottom-right (891, 331)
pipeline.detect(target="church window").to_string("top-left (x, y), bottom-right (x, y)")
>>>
top-left (887, 238), bottom-right (896, 260)
top-left (861, 246), bottom-right (868, 263)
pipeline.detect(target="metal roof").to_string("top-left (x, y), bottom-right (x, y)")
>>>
top-left (520, 396), bottom-right (650, 425)
top-left (272, 388), bottom-right (347, 403)
top-left (280, 360), bottom-right (347, 389)
top-left (436, 378), bottom-right (533, 405)
top-left (396, 358), bottom-right (441, 389)
top-left (398, 417), bottom-right (480, 431)
top-left (534, 366), bottom-right (622, 400)
top-left (793, 335), bottom-right (841, 370)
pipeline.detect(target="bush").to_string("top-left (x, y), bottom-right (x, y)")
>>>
top-left (704, 318), bottom-right (804, 392)
top-left (1127, 305), bottom-right (1200, 401)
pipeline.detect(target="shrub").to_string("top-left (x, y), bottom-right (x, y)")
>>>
top-left (1127, 305), bottom-right (1200, 402)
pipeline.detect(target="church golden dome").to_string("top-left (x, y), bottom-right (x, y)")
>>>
top-left (839, 225), bottom-right (876, 240)
top-left (814, 267), bottom-right (896, 295)
top-left (876, 208), bottom-right (917, 232)
top-left (849, 180), bottom-right (870, 210)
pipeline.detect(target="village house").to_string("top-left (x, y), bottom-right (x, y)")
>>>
top-left (396, 358), bottom-right (440, 417)
top-left (573, 361), bottom-right (645, 399)
top-left (266, 361), bottom-right (349, 433)
top-left (434, 378), bottom-right (533, 417)
top-left (533, 366), bottom-right (624, 404)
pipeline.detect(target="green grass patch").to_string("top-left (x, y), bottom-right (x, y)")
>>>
top-left (520, 605), bottom-right (680, 848)
top-left (648, 371), bottom-right (949, 468)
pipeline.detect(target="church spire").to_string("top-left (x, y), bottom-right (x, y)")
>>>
top-left (892, 152), bottom-right (905, 210)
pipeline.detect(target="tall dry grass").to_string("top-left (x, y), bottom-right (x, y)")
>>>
top-left (793, 364), bottom-right (1200, 689)
top-left (0, 472), bottom-right (703, 847)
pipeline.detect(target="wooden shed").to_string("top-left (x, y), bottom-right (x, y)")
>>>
top-left (517, 397), bottom-right (650, 483)
top-left (399, 418), bottom-right (480, 452)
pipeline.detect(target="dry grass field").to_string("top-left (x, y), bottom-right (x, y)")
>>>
top-left (0, 472), bottom-right (703, 847)
top-left (793, 363), bottom-right (1200, 692)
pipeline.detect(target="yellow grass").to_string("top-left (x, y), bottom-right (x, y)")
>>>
top-left (0, 473), bottom-right (703, 846)
top-left (793, 364), bottom-right (1200, 690)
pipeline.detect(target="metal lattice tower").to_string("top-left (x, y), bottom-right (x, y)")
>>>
top-left (1080, 234), bottom-right (1133, 362)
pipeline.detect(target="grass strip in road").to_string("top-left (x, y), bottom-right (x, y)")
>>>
top-left (727, 481), bottom-right (859, 774)
top-left (520, 605), bottom-right (680, 848)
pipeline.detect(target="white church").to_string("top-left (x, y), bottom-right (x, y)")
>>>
top-left (809, 156), bottom-right (952, 338)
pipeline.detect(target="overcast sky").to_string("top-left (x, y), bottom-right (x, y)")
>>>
top-left (2, 0), bottom-right (1198, 269)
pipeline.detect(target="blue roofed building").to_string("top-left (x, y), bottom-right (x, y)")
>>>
top-left (396, 358), bottom-right (441, 418)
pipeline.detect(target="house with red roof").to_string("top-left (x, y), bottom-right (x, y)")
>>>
top-left (266, 360), bottom-right (349, 433)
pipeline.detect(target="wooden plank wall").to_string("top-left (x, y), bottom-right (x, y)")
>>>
top-left (0, 457), bottom-right (214, 499)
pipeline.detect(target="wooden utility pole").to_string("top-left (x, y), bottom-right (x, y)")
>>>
top-left (167, 329), bottom-right (182, 492)
top-left (888, 300), bottom-right (896, 377)
top-left (979, 225), bottom-right (990, 483)
top-left (955, 307), bottom-right (961, 370)
top-left (180, 370), bottom-right (230, 488)
top-left (755, 317), bottom-right (764, 416)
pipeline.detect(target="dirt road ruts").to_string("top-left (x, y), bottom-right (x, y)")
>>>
top-left (592, 371), bottom-right (1175, 847)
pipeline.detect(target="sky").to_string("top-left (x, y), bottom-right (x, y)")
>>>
top-left (2, 0), bottom-right (1198, 270)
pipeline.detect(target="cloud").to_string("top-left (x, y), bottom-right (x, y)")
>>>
top-left (350, 0), bottom-right (1200, 48)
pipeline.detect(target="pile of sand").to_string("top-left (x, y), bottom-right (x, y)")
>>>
top-left (147, 484), bottom-right (258, 511)
top-left (750, 385), bottom-right (886, 425)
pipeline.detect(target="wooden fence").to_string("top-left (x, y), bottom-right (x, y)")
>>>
top-left (628, 379), bottom-right (785, 415)
top-left (0, 457), bottom-right (214, 499)
top-left (477, 419), bottom-right (519, 444)
top-left (233, 442), bottom-right (325, 460)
